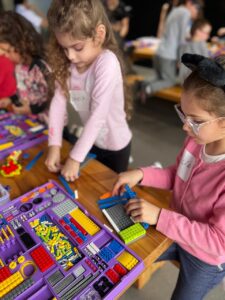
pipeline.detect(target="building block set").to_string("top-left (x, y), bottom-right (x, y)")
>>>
top-left (0, 180), bottom-right (144, 299)
top-left (98, 185), bottom-right (149, 244)
top-left (0, 111), bottom-right (47, 160)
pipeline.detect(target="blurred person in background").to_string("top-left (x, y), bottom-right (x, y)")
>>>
top-left (14, 0), bottom-right (48, 33)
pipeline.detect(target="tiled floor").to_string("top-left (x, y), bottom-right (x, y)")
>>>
top-left (120, 67), bottom-right (225, 299)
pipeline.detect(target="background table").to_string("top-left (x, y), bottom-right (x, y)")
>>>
top-left (1, 140), bottom-right (173, 294)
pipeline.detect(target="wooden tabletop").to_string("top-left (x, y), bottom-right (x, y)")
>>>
top-left (1, 140), bottom-right (173, 291)
top-left (131, 41), bottom-right (225, 62)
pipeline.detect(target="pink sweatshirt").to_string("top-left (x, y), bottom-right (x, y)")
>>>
top-left (141, 137), bottom-right (225, 265)
top-left (48, 50), bottom-right (132, 162)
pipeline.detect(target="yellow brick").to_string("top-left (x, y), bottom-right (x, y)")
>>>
top-left (117, 251), bottom-right (138, 271)
top-left (70, 208), bottom-right (100, 236)
top-left (0, 142), bottom-right (14, 151)
top-left (25, 119), bottom-right (38, 127)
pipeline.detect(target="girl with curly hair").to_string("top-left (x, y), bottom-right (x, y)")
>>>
top-left (0, 11), bottom-right (52, 124)
top-left (45, 0), bottom-right (132, 181)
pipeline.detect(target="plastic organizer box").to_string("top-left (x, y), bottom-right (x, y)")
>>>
top-left (0, 180), bottom-right (144, 300)
top-left (0, 112), bottom-right (47, 160)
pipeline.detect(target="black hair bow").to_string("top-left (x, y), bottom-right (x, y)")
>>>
top-left (181, 53), bottom-right (225, 88)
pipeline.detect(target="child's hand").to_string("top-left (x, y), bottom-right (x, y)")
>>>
top-left (112, 169), bottom-right (144, 196)
top-left (12, 99), bottom-right (31, 115)
top-left (0, 97), bottom-right (11, 108)
top-left (125, 198), bottom-right (161, 225)
top-left (45, 146), bottom-right (61, 173)
top-left (61, 157), bottom-right (80, 182)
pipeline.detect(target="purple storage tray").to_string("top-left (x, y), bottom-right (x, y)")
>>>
top-left (0, 113), bottom-right (47, 160)
top-left (0, 180), bottom-right (145, 299)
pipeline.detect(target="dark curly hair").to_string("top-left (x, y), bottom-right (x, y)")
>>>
top-left (0, 11), bottom-right (44, 64)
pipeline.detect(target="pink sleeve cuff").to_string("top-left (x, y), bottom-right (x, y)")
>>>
top-left (156, 208), bottom-right (171, 235)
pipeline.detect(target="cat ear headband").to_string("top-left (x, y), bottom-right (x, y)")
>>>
top-left (181, 53), bottom-right (225, 90)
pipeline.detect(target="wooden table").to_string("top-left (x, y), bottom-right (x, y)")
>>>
top-left (131, 41), bottom-right (225, 62)
top-left (1, 140), bottom-right (173, 293)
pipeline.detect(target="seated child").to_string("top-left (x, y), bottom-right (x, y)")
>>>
top-left (178, 18), bottom-right (212, 83)
top-left (0, 11), bottom-right (52, 124)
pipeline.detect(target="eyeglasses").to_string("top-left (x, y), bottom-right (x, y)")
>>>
top-left (174, 104), bottom-right (225, 135)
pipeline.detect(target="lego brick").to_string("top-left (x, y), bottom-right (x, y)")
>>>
top-left (73, 265), bottom-right (85, 278)
top-left (102, 204), bottom-right (134, 232)
top-left (0, 271), bottom-right (24, 297)
top-left (52, 199), bottom-right (78, 218)
top-left (108, 240), bottom-right (124, 255)
top-left (117, 251), bottom-right (139, 271)
top-left (1, 277), bottom-right (34, 300)
top-left (99, 247), bottom-right (115, 263)
top-left (119, 223), bottom-right (146, 244)
top-left (0, 266), bottom-right (11, 282)
top-left (30, 245), bottom-right (54, 272)
top-left (70, 208), bottom-right (100, 236)
top-left (47, 269), bottom-right (64, 287)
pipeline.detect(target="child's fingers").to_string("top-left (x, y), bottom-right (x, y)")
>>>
top-left (49, 165), bottom-right (59, 172)
top-left (131, 215), bottom-right (143, 223)
top-left (45, 160), bottom-right (60, 173)
top-left (64, 175), bottom-right (76, 182)
top-left (130, 208), bottom-right (142, 218)
top-left (125, 199), bottom-right (141, 215)
top-left (61, 170), bottom-right (78, 182)
top-left (112, 181), bottom-right (124, 196)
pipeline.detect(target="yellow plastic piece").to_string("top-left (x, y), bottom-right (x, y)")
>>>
top-left (6, 225), bottom-right (14, 237)
top-left (30, 219), bottom-right (39, 228)
top-left (70, 208), bottom-right (100, 236)
top-left (0, 271), bottom-right (24, 297)
top-left (117, 251), bottom-right (138, 271)
top-left (0, 142), bottom-right (13, 151)
top-left (18, 256), bottom-right (25, 264)
top-left (20, 260), bottom-right (37, 278)
top-left (0, 259), bottom-right (4, 267)
top-left (0, 236), bottom-right (4, 244)
top-left (9, 261), bottom-right (17, 270)
top-left (2, 228), bottom-right (9, 240)
top-left (25, 119), bottom-right (38, 127)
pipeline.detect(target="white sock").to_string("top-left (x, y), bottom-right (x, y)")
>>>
top-left (145, 84), bottom-right (152, 95)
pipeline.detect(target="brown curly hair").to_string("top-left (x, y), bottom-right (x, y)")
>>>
top-left (47, 0), bottom-right (132, 119)
top-left (0, 11), bottom-right (55, 107)
top-left (0, 11), bottom-right (44, 64)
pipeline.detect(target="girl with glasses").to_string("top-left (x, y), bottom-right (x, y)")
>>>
top-left (112, 53), bottom-right (225, 299)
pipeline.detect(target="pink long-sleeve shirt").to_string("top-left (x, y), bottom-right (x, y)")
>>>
top-left (48, 50), bottom-right (132, 162)
top-left (141, 137), bottom-right (225, 265)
